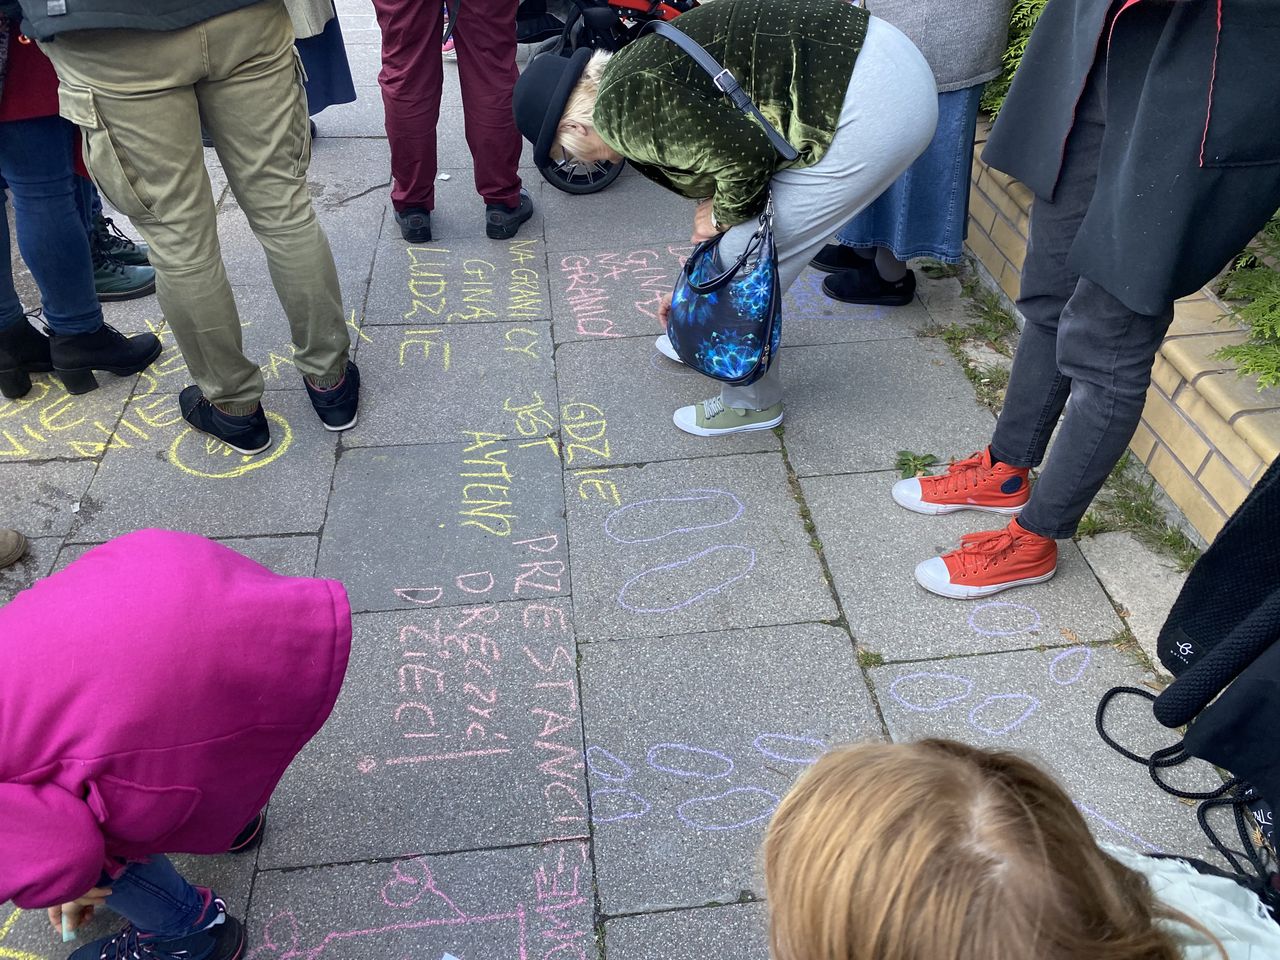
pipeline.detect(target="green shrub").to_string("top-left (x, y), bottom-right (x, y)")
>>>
top-left (979, 0), bottom-right (1048, 119)
top-left (1216, 215), bottom-right (1280, 390)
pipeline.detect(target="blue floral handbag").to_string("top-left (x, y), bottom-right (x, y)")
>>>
top-left (668, 197), bottom-right (781, 385)
top-left (640, 21), bottom-right (797, 386)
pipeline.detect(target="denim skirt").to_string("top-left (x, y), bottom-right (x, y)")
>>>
top-left (836, 83), bottom-right (984, 263)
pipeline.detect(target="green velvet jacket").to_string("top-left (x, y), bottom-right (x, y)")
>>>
top-left (593, 0), bottom-right (868, 229)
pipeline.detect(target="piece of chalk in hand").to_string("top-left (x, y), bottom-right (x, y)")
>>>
top-left (61, 913), bottom-right (77, 943)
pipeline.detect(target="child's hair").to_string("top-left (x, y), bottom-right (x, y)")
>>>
top-left (764, 739), bottom-right (1222, 960)
top-left (552, 50), bottom-right (614, 162)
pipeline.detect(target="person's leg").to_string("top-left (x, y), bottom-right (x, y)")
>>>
top-left (0, 117), bottom-right (102, 335)
top-left (895, 64), bottom-right (1109, 522)
top-left (1016, 280), bottom-right (1173, 538)
top-left (38, 26), bottom-right (260, 410)
top-left (0, 187), bottom-right (26, 331)
top-left (102, 857), bottom-right (210, 938)
top-left (70, 857), bottom-right (243, 960)
top-left (713, 17), bottom-right (938, 416)
top-left (196, 2), bottom-right (351, 392)
top-left (453, 0), bottom-right (523, 209)
top-left (988, 68), bottom-right (1107, 471)
top-left (372, 0), bottom-right (444, 214)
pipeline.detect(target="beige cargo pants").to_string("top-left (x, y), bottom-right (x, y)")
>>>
top-left (41, 0), bottom-right (350, 414)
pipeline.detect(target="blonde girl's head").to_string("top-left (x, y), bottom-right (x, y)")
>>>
top-left (553, 50), bottom-right (613, 163)
top-left (764, 739), bottom-right (1208, 960)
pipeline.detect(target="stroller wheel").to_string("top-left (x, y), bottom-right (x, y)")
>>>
top-left (538, 155), bottom-right (626, 195)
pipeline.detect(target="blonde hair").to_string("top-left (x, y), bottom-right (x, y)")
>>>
top-left (764, 739), bottom-right (1223, 960)
top-left (552, 50), bottom-right (613, 163)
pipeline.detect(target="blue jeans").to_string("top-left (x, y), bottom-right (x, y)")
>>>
top-left (102, 856), bottom-right (213, 941)
top-left (0, 116), bottom-right (102, 335)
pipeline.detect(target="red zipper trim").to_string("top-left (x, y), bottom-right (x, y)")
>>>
top-left (1198, 0), bottom-right (1224, 167)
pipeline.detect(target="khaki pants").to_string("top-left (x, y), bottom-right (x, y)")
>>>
top-left (41, 0), bottom-right (350, 413)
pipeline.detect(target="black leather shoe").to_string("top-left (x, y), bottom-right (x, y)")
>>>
top-left (49, 324), bottom-right (162, 395)
top-left (822, 267), bottom-right (917, 307)
top-left (395, 207), bottom-right (432, 243)
top-left (179, 385), bottom-right (271, 455)
top-left (304, 360), bottom-right (359, 431)
top-left (809, 243), bottom-right (876, 274)
top-left (0, 313), bottom-right (53, 399)
top-left (485, 188), bottom-right (533, 240)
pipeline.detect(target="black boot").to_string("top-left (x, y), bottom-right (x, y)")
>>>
top-left (49, 324), bottom-right (162, 395)
top-left (0, 314), bottom-right (53, 399)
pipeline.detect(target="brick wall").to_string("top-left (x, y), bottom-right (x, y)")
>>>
top-left (966, 126), bottom-right (1280, 542)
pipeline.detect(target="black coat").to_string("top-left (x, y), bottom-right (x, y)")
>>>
top-left (1154, 455), bottom-right (1280, 813)
top-left (984, 0), bottom-right (1280, 316)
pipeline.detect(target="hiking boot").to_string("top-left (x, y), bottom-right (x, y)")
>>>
top-left (914, 517), bottom-right (1058, 599)
top-left (672, 396), bottom-right (783, 437)
top-left (228, 812), bottom-right (266, 853)
top-left (303, 360), bottom-right (359, 431)
top-left (892, 447), bottom-right (1029, 516)
top-left (822, 267), bottom-right (916, 306)
top-left (49, 324), bottom-right (162, 395)
top-left (809, 243), bottom-right (875, 274)
top-left (68, 894), bottom-right (244, 960)
top-left (486, 188), bottom-right (533, 240)
top-left (0, 529), bottom-right (28, 569)
top-left (93, 249), bottom-right (156, 302)
top-left (91, 213), bottom-right (150, 266)
top-left (0, 312), bottom-right (52, 399)
top-left (179, 385), bottom-right (271, 456)
top-left (395, 207), bottom-right (432, 244)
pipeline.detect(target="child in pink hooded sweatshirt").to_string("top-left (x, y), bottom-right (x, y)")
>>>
top-left (0, 529), bottom-right (352, 960)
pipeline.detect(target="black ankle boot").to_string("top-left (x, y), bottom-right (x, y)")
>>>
top-left (0, 315), bottom-right (53, 399)
top-left (49, 324), bottom-right (162, 395)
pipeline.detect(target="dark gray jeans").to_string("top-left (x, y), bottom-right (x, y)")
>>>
top-left (989, 65), bottom-right (1173, 540)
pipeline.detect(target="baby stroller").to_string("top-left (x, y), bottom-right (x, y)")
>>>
top-left (520, 0), bottom-right (699, 194)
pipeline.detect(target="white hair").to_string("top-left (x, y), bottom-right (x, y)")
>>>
top-left (552, 50), bottom-right (613, 163)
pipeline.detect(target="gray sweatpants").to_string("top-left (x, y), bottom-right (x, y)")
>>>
top-left (719, 16), bottom-right (938, 410)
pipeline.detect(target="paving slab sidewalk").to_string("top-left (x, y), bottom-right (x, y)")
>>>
top-left (0, 5), bottom-right (1210, 957)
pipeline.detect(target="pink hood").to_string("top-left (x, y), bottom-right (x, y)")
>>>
top-left (0, 530), bottom-right (351, 909)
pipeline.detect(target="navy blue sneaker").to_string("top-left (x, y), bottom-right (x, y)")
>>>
top-left (303, 361), bottom-right (359, 432)
top-left (69, 896), bottom-right (244, 960)
top-left (179, 385), bottom-right (271, 456)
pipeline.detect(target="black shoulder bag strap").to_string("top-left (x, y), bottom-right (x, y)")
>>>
top-left (639, 20), bottom-right (800, 162)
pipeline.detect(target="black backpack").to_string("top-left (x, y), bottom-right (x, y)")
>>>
top-left (1099, 455), bottom-right (1280, 908)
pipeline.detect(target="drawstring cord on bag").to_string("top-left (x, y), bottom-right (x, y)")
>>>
top-left (443, 0), bottom-right (459, 45)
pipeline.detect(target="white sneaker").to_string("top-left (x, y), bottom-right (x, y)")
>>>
top-left (655, 333), bottom-right (683, 363)
top-left (672, 396), bottom-right (783, 437)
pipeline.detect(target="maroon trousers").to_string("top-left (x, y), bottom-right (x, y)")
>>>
top-left (372, 0), bottom-right (523, 211)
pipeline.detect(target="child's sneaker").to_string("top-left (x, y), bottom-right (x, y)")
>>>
top-left (914, 517), bottom-right (1057, 599)
top-left (892, 447), bottom-right (1029, 516)
top-left (442, 36), bottom-right (456, 59)
top-left (673, 396), bottom-right (783, 436)
top-left (69, 896), bottom-right (244, 960)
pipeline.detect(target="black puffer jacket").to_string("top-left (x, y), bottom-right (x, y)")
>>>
top-left (4, 0), bottom-right (265, 40)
